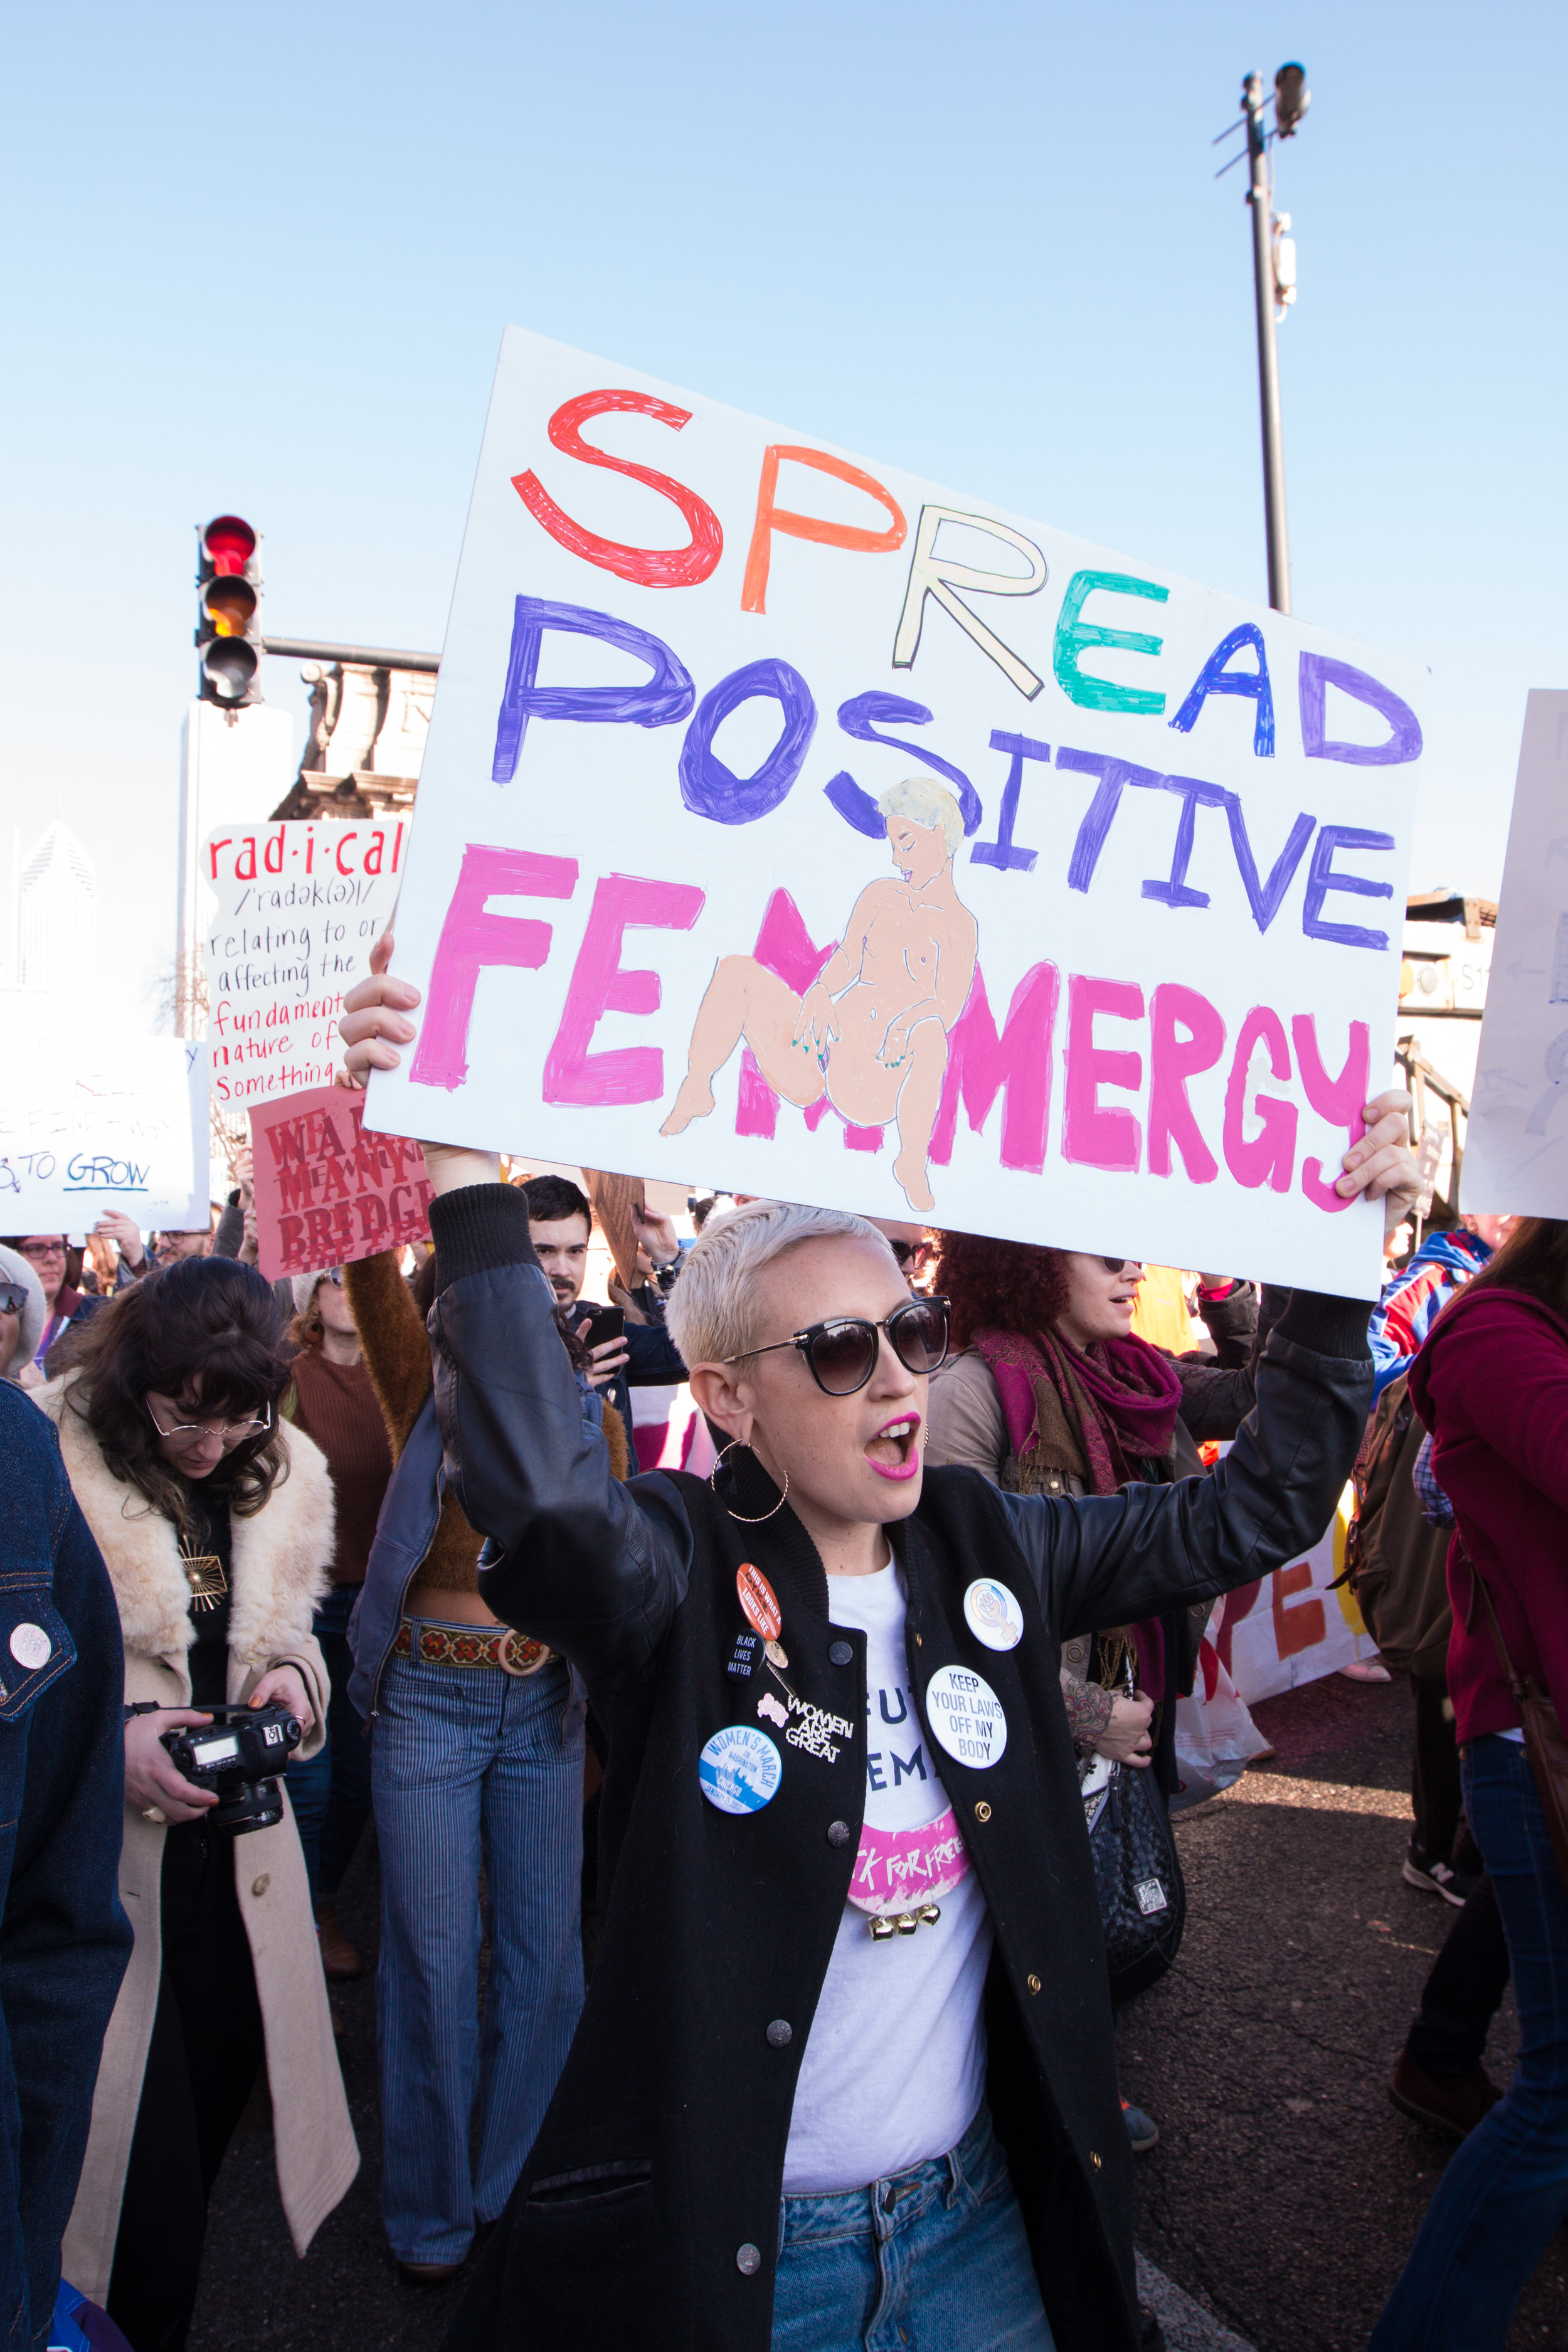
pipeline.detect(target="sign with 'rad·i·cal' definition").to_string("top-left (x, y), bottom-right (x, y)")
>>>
top-left (204, 820), bottom-right (405, 1111)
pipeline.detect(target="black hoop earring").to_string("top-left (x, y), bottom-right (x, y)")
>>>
top-left (709, 1441), bottom-right (789, 1524)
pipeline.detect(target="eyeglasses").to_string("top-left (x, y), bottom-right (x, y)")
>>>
top-left (18, 1241), bottom-right (65, 1263)
top-left (887, 1239), bottom-right (933, 1271)
top-left (1100, 1259), bottom-right (1144, 1276)
top-left (0, 1283), bottom-right (28, 1315)
top-left (724, 1296), bottom-right (950, 1397)
top-left (325, 1268), bottom-right (345, 1286)
top-left (146, 1399), bottom-right (273, 1446)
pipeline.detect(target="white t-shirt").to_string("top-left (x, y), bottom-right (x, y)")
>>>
top-left (781, 1562), bottom-right (992, 2193)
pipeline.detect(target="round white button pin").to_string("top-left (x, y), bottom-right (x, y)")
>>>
top-left (924, 1665), bottom-right (1007, 1769)
top-left (9, 1624), bottom-right (51, 1671)
top-left (962, 1578), bottom-right (1024, 1652)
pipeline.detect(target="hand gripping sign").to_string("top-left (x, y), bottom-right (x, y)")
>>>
top-left (364, 329), bottom-right (1427, 1296)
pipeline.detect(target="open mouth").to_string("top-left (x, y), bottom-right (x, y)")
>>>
top-left (866, 1413), bottom-right (921, 1481)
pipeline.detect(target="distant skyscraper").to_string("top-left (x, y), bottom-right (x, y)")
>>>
top-left (18, 819), bottom-right (97, 1017)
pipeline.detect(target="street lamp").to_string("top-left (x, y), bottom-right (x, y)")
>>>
top-left (1216, 64), bottom-right (1310, 614)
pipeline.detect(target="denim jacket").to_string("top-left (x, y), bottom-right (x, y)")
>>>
top-left (0, 1388), bottom-right (132, 2351)
top-left (347, 1283), bottom-right (603, 1723)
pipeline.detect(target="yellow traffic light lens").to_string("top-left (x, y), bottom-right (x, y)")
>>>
top-left (203, 578), bottom-right (257, 638)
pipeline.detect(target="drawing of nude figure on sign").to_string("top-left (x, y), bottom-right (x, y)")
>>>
top-left (662, 780), bottom-right (977, 1214)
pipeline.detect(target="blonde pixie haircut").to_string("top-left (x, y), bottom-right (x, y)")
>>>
top-left (664, 1199), bottom-right (896, 1369)
top-left (879, 775), bottom-right (963, 855)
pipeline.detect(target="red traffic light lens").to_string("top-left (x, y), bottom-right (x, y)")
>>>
top-left (201, 514), bottom-right (257, 578)
top-left (202, 638), bottom-right (259, 702)
top-left (201, 577), bottom-right (257, 637)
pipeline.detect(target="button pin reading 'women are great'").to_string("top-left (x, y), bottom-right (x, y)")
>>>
top-left (9, 1624), bottom-right (50, 1671)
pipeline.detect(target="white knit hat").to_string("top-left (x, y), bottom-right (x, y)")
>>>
top-left (291, 1269), bottom-right (332, 1318)
top-left (0, 1245), bottom-right (46, 1380)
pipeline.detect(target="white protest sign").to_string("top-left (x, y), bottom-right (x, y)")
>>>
top-left (0, 1039), bottom-right (208, 1230)
top-left (1463, 691), bottom-right (1568, 1216)
top-left (203, 820), bottom-right (406, 1111)
top-left (366, 329), bottom-right (1428, 1295)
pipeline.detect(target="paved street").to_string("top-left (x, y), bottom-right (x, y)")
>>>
top-left (191, 1673), bottom-right (1565, 2351)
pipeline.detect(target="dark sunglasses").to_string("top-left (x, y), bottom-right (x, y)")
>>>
top-left (0, 1282), bottom-right (29, 1315)
top-left (887, 1239), bottom-right (933, 1270)
top-left (1101, 1258), bottom-right (1143, 1275)
top-left (724, 1295), bottom-right (950, 1397)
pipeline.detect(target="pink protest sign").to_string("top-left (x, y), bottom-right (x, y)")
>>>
top-left (250, 1086), bottom-right (433, 1278)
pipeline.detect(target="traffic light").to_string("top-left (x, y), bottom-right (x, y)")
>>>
top-left (196, 514), bottom-right (263, 706)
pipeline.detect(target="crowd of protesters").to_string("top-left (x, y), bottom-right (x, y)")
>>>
top-left (3, 946), bottom-right (1566, 2352)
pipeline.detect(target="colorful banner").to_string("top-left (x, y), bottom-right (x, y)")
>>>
top-left (1463, 690), bottom-right (1568, 1216)
top-left (204, 820), bottom-right (405, 1111)
top-left (249, 1084), bottom-right (433, 1278)
top-left (1217, 1485), bottom-right (1382, 1707)
top-left (0, 1038), bottom-right (208, 1229)
top-left (366, 328), bottom-right (1429, 1295)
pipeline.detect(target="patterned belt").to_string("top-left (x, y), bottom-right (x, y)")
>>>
top-left (394, 1619), bottom-right (554, 1677)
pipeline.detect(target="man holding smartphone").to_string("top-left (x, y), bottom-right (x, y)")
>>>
top-left (519, 1177), bottom-right (687, 1438)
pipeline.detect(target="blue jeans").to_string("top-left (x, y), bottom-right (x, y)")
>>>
top-left (373, 1637), bottom-right (585, 2264)
top-left (1370, 1735), bottom-right (1568, 2351)
top-left (771, 2106), bottom-right (1054, 2351)
top-left (287, 1583), bottom-right (373, 1907)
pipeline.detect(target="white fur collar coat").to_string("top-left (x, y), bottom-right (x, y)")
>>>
top-left (42, 1372), bottom-right (358, 2294)
top-left (37, 1372), bottom-right (334, 1685)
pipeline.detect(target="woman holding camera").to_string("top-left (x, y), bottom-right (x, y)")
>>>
top-left (35, 1256), bottom-right (358, 2352)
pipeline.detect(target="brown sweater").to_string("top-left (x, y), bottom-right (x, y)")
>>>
top-left (287, 1350), bottom-right (393, 1585)
top-left (342, 1248), bottom-right (631, 1593)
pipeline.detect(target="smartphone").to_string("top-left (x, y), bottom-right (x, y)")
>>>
top-left (579, 1305), bottom-right (626, 1350)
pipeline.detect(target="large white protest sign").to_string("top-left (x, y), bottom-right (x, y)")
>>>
top-left (203, 820), bottom-right (405, 1110)
top-left (1463, 691), bottom-right (1568, 1216)
top-left (0, 1039), bottom-right (208, 1230)
top-left (366, 329), bottom-right (1428, 1294)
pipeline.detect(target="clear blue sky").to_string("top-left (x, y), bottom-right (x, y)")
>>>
top-left (4, 0), bottom-right (1561, 1017)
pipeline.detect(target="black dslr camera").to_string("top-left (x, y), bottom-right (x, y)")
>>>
top-left (161, 1703), bottom-right (302, 1834)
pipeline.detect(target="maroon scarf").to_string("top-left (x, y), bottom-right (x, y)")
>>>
top-left (974, 1325), bottom-right (1182, 1495)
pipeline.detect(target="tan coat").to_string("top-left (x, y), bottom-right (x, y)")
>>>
top-left (38, 1377), bottom-right (359, 2299)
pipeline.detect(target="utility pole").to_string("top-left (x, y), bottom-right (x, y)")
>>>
top-left (1244, 74), bottom-right (1291, 613)
top-left (1221, 64), bottom-right (1309, 614)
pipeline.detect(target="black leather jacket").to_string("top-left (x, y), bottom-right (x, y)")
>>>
top-left (426, 1184), bottom-right (1372, 2352)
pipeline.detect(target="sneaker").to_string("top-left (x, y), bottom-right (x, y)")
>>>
top-left (1402, 1845), bottom-right (1480, 1907)
top-left (1121, 2097), bottom-right (1159, 2153)
top-left (1389, 2052), bottom-right (1502, 2137)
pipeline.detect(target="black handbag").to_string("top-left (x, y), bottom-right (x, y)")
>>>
top-left (1081, 1708), bottom-right (1187, 2005)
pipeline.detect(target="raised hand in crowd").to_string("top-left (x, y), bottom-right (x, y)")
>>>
top-left (91, 1209), bottom-right (147, 1279)
top-left (1337, 1093), bottom-right (1422, 1239)
top-left (575, 1318), bottom-right (632, 1390)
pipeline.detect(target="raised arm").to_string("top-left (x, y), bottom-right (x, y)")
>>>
top-left (1002, 1288), bottom-right (1372, 1637)
top-left (428, 1181), bottom-right (693, 1690)
top-left (337, 941), bottom-right (692, 1692)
